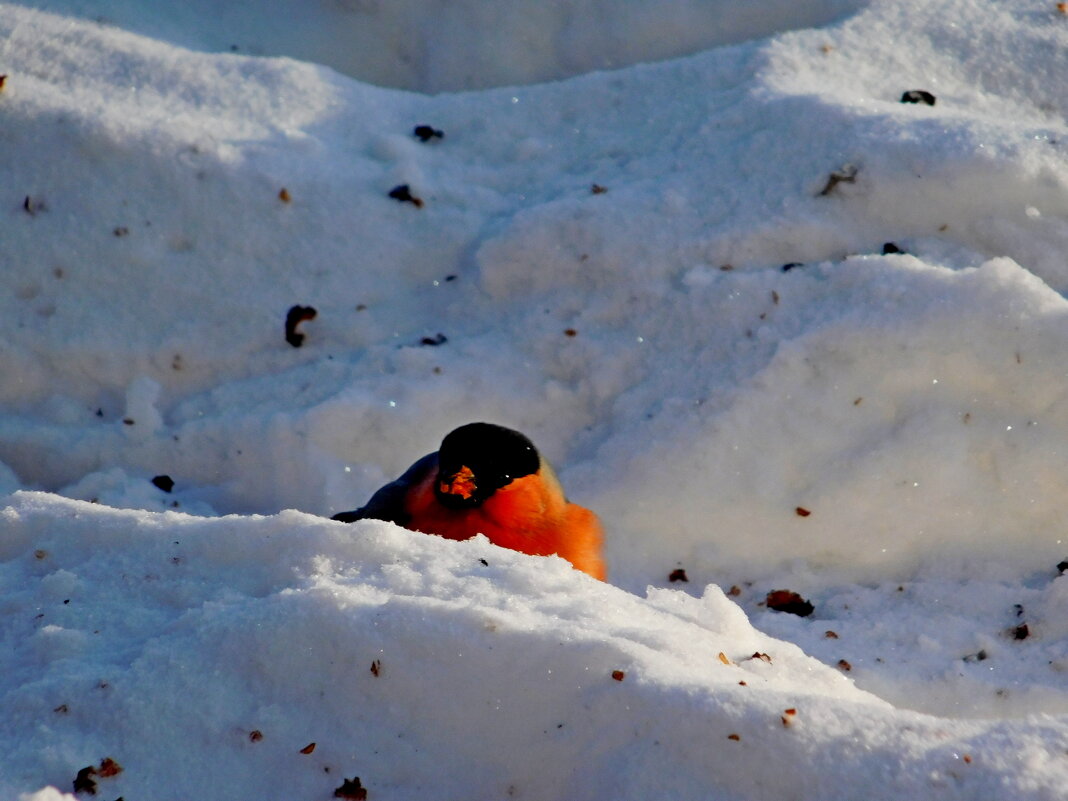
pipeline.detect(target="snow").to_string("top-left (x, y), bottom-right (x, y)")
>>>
top-left (2, 0), bottom-right (1068, 798)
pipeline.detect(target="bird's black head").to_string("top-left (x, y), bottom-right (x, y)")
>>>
top-left (434, 422), bottom-right (541, 509)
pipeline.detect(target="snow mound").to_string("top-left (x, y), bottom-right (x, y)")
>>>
top-left (24, 0), bottom-right (866, 91)
top-left (4, 492), bottom-right (1067, 801)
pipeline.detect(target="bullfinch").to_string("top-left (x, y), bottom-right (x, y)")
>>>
top-left (332, 422), bottom-right (606, 580)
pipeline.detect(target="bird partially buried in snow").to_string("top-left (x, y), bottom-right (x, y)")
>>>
top-left (332, 422), bottom-right (606, 580)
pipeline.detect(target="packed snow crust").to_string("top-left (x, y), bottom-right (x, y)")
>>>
top-left (3, 0), bottom-right (1068, 798)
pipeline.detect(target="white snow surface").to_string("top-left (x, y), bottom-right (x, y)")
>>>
top-left (3, 0), bottom-right (1068, 798)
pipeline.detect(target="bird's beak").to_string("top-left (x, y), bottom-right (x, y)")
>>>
top-left (439, 465), bottom-right (477, 500)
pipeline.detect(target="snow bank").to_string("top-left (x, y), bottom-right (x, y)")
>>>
top-left (25, 0), bottom-right (865, 92)
top-left (4, 492), bottom-right (1068, 801)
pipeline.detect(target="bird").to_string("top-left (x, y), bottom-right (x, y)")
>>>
top-left (332, 422), bottom-right (606, 580)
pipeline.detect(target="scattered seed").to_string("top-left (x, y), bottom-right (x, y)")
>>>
top-left (113, 226), bottom-right (129, 237)
top-left (882, 242), bottom-right (903, 254)
top-left (54, 703), bottom-right (69, 714)
top-left (771, 290), bottom-right (780, 305)
top-left (1013, 623), bottom-right (1030, 640)
top-left (611, 670), bottom-right (625, 681)
top-left (837, 659), bottom-right (852, 671)
top-left (668, 568), bottom-right (688, 583)
top-left (795, 506), bottom-right (811, 517)
top-left (285, 305), bottom-right (318, 348)
top-left (718, 652), bottom-right (731, 665)
top-left (901, 90), bottom-right (936, 106)
top-left (727, 733), bottom-right (741, 741)
top-left (817, 164), bottom-right (858, 196)
top-left (419, 333), bottom-right (447, 346)
top-left (388, 184), bottom-right (424, 208)
top-left (825, 630), bottom-right (839, 639)
top-left (334, 776), bottom-right (368, 800)
top-left (249, 730), bottom-right (264, 742)
top-left (591, 183), bottom-right (607, 194)
top-left (97, 758), bottom-right (122, 778)
top-left (766, 589), bottom-right (815, 617)
top-left (278, 188), bottom-right (291, 203)
top-left (300, 742), bottom-right (317, 755)
top-left (963, 754), bottom-right (972, 764)
top-left (370, 660), bottom-right (381, 677)
top-left (728, 585), bottom-right (742, 597)
top-left (963, 649), bottom-right (988, 663)
top-left (413, 125), bottom-right (444, 142)
top-left (151, 475), bottom-right (175, 493)
top-left (738, 680), bottom-right (747, 686)
top-left (750, 652), bottom-right (772, 663)
top-left (479, 558), bottom-right (489, 566)
top-left (781, 262), bottom-right (803, 272)
top-left (563, 328), bottom-right (577, 337)
top-left (73, 766), bottom-right (97, 795)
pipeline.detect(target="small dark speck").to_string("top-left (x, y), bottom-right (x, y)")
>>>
top-left (420, 333), bottom-right (447, 346)
top-left (668, 568), bottom-right (688, 582)
top-left (901, 90), bottom-right (936, 106)
top-left (444, 274), bottom-right (457, 282)
top-left (95, 408), bottom-right (104, 418)
top-left (113, 226), bottom-right (130, 237)
top-left (1013, 623), bottom-right (1030, 640)
top-left (591, 183), bottom-right (608, 194)
top-left (389, 184), bottom-right (424, 208)
top-left (285, 305), bottom-right (317, 348)
top-left (782, 262), bottom-right (803, 272)
top-left (882, 242), bottom-right (903, 254)
top-left (122, 418), bottom-right (135, 426)
top-left (63, 599), bottom-right (70, 604)
top-left (479, 558), bottom-right (489, 566)
top-left (413, 124), bottom-right (444, 142)
top-left (152, 475), bottom-right (175, 493)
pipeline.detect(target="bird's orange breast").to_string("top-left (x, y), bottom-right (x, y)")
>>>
top-left (403, 467), bottom-right (606, 581)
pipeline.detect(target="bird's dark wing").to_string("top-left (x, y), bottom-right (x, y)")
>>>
top-left (331, 452), bottom-right (438, 526)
